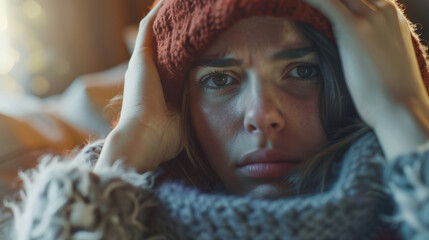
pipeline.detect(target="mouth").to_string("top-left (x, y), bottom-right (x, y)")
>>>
top-left (236, 149), bottom-right (301, 179)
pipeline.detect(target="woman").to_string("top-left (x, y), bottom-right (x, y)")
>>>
top-left (9, 0), bottom-right (429, 239)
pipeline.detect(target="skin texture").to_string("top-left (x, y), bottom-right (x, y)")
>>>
top-left (96, 0), bottom-right (183, 173)
top-left (188, 17), bottom-right (327, 197)
top-left (303, 0), bottom-right (429, 159)
top-left (96, 0), bottom-right (429, 198)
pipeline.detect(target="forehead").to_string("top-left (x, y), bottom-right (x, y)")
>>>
top-left (200, 16), bottom-right (312, 59)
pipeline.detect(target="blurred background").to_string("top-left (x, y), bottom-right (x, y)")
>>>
top-left (0, 0), bottom-right (152, 97)
top-left (0, 0), bottom-right (428, 97)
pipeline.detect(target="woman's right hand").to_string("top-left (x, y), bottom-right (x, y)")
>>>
top-left (94, 0), bottom-right (183, 173)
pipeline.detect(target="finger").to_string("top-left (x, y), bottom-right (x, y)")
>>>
top-left (303, 0), bottom-right (356, 25)
top-left (368, 0), bottom-right (402, 25)
top-left (367, 0), bottom-right (398, 17)
top-left (341, 0), bottom-right (377, 16)
top-left (370, 0), bottom-right (410, 37)
top-left (367, 0), bottom-right (394, 8)
top-left (134, 0), bottom-right (164, 53)
top-left (122, 0), bottom-right (166, 116)
top-left (97, 0), bottom-right (168, 172)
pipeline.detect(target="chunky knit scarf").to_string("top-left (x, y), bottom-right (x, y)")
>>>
top-left (7, 131), bottom-right (418, 240)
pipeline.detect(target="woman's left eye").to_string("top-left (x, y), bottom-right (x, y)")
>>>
top-left (286, 64), bottom-right (320, 81)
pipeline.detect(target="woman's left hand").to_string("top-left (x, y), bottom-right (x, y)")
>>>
top-left (303, 0), bottom-right (429, 159)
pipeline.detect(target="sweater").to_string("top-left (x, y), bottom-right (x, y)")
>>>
top-left (5, 131), bottom-right (429, 240)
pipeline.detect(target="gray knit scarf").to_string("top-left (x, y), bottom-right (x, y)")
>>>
top-left (6, 131), bottom-right (396, 240)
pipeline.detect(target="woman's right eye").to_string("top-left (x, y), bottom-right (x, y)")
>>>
top-left (199, 72), bottom-right (238, 90)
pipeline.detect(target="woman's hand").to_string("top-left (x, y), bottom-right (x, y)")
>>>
top-left (303, 0), bottom-right (429, 159)
top-left (95, 0), bottom-right (183, 173)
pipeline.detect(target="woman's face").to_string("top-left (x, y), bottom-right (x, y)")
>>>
top-left (188, 16), bottom-right (327, 198)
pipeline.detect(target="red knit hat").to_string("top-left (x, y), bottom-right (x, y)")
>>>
top-left (152, 0), bottom-right (429, 104)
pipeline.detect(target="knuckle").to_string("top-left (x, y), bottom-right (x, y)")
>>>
top-left (379, 1), bottom-right (397, 14)
top-left (397, 13), bottom-right (409, 26)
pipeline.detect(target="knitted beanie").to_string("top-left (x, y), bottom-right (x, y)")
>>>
top-left (152, 0), bottom-right (429, 104)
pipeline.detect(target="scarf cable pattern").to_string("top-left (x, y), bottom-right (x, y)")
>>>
top-left (4, 132), bottom-right (429, 239)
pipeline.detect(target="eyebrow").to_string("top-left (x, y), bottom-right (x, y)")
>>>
top-left (193, 58), bottom-right (242, 68)
top-left (192, 47), bottom-right (316, 68)
top-left (271, 47), bottom-right (316, 60)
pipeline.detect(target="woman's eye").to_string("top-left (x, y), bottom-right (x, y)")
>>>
top-left (200, 72), bottom-right (237, 90)
top-left (287, 64), bottom-right (320, 80)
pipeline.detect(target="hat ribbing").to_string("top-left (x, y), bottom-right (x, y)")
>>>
top-left (152, 0), bottom-right (429, 104)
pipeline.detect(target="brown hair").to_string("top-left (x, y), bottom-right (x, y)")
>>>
top-left (180, 21), bottom-right (371, 194)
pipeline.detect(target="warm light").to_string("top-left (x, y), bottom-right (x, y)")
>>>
top-left (0, 76), bottom-right (16, 92)
top-left (21, 0), bottom-right (43, 19)
top-left (0, 47), bottom-right (19, 74)
top-left (0, 0), bottom-right (7, 32)
top-left (0, 0), bottom-right (50, 94)
top-left (0, 0), bottom-right (14, 75)
top-left (27, 50), bottom-right (47, 73)
top-left (31, 75), bottom-right (50, 95)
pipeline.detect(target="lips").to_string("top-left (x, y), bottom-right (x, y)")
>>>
top-left (236, 149), bottom-right (301, 179)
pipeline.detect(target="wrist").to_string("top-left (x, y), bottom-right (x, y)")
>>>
top-left (374, 97), bottom-right (429, 160)
top-left (95, 125), bottom-right (163, 173)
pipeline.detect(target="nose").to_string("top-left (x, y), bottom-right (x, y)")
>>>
top-left (243, 87), bottom-right (285, 135)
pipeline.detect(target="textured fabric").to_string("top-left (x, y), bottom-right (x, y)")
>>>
top-left (385, 141), bottom-right (429, 240)
top-left (153, 132), bottom-right (392, 240)
top-left (10, 131), bottom-right (427, 240)
top-left (6, 154), bottom-right (159, 240)
top-left (152, 0), bottom-right (429, 104)
top-left (0, 208), bottom-right (13, 240)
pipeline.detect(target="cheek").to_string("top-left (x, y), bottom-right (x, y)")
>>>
top-left (189, 92), bottom-right (240, 164)
top-left (295, 97), bottom-right (321, 130)
top-left (285, 94), bottom-right (327, 153)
